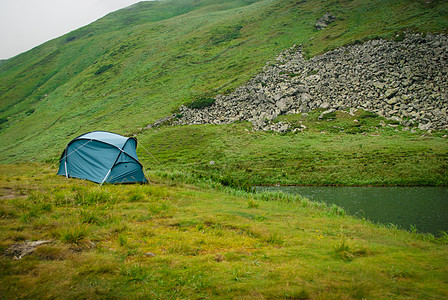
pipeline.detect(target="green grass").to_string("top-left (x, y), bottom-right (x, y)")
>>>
top-left (0, 164), bottom-right (447, 298)
top-left (136, 110), bottom-right (448, 187)
top-left (0, 0), bottom-right (447, 163)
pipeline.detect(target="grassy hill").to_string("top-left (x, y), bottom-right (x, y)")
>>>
top-left (0, 0), bottom-right (447, 168)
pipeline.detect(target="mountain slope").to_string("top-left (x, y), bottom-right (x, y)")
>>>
top-left (0, 0), bottom-right (447, 163)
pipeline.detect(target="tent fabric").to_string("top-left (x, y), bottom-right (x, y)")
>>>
top-left (57, 131), bottom-right (147, 184)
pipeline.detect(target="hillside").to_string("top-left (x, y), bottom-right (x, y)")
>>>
top-left (1, 0), bottom-right (447, 165)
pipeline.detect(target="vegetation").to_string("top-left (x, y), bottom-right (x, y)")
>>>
top-left (1, 165), bottom-right (447, 298)
top-left (0, 1), bottom-right (447, 297)
top-left (137, 109), bottom-right (447, 187)
top-left (0, 0), bottom-right (447, 163)
top-left (186, 97), bottom-right (216, 110)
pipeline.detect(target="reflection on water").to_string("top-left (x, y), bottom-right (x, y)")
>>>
top-left (257, 186), bottom-right (448, 235)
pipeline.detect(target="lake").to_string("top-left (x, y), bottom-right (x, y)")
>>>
top-left (257, 186), bottom-right (448, 235)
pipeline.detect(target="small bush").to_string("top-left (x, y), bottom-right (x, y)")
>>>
top-left (25, 109), bottom-right (35, 116)
top-left (329, 203), bottom-right (346, 216)
top-left (66, 36), bottom-right (77, 42)
top-left (186, 97), bottom-right (215, 109)
top-left (94, 64), bottom-right (114, 75)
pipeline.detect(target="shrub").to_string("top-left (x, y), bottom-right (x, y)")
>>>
top-left (66, 36), bottom-right (77, 42)
top-left (94, 64), bottom-right (114, 75)
top-left (186, 97), bottom-right (215, 109)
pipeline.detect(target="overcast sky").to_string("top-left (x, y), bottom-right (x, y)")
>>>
top-left (0, 0), bottom-right (151, 60)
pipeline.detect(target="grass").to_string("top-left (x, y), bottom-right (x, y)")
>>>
top-left (0, 1), bottom-right (447, 296)
top-left (136, 109), bottom-right (448, 187)
top-left (59, 225), bottom-right (89, 245)
top-left (0, 0), bottom-right (447, 163)
top-left (1, 164), bottom-right (447, 298)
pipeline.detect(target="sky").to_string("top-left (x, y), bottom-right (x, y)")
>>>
top-left (0, 0), bottom-right (151, 60)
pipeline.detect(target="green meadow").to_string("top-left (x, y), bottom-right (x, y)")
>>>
top-left (1, 165), bottom-right (447, 299)
top-left (1, 0), bottom-right (448, 298)
top-left (137, 109), bottom-right (448, 188)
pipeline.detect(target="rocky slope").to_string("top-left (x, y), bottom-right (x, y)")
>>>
top-left (159, 33), bottom-right (448, 132)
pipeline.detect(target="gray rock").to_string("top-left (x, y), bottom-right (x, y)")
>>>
top-left (315, 12), bottom-right (336, 30)
top-left (5, 240), bottom-right (52, 260)
top-left (385, 88), bottom-right (399, 99)
top-left (387, 97), bottom-right (399, 105)
top-left (162, 33), bottom-right (448, 132)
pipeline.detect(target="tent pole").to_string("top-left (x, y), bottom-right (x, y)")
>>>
top-left (64, 161), bottom-right (68, 178)
top-left (100, 169), bottom-right (112, 186)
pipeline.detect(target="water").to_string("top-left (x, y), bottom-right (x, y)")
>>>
top-left (257, 186), bottom-right (448, 235)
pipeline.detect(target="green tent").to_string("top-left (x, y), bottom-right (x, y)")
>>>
top-left (58, 131), bottom-right (147, 184)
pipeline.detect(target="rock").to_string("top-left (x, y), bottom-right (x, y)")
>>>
top-left (385, 88), bottom-right (399, 99)
top-left (165, 33), bottom-right (448, 132)
top-left (319, 109), bottom-right (336, 119)
top-left (386, 97), bottom-right (398, 105)
top-left (373, 82), bottom-right (385, 90)
top-left (5, 240), bottom-right (52, 260)
top-left (320, 102), bottom-right (331, 109)
top-left (277, 97), bottom-right (292, 112)
top-left (419, 122), bottom-right (431, 131)
top-left (306, 74), bottom-right (320, 81)
top-left (315, 12), bottom-right (336, 30)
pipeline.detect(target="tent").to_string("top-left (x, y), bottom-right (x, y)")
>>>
top-left (57, 131), bottom-right (148, 184)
